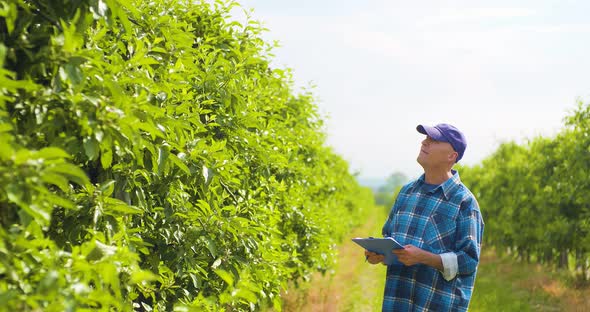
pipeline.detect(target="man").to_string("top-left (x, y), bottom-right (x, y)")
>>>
top-left (366, 123), bottom-right (484, 311)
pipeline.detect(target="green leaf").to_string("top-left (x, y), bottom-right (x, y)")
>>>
top-left (6, 183), bottom-right (23, 205)
top-left (0, 3), bottom-right (17, 35)
top-left (38, 147), bottom-right (70, 160)
top-left (83, 137), bottom-right (99, 161)
top-left (64, 62), bottom-right (84, 86)
top-left (169, 153), bottom-right (190, 175)
top-left (196, 200), bottom-right (212, 214)
top-left (214, 269), bottom-right (233, 286)
top-left (99, 180), bottom-right (116, 197)
top-left (202, 165), bottom-right (213, 185)
top-left (0, 122), bottom-right (12, 133)
top-left (46, 163), bottom-right (90, 187)
top-left (157, 146), bottom-right (169, 175)
top-left (101, 148), bottom-right (113, 168)
top-left (40, 172), bottom-right (71, 192)
top-left (43, 191), bottom-right (75, 209)
top-left (273, 296), bottom-right (282, 311)
top-left (90, 0), bottom-right (109, 18)
top-left (19, 202), bottom-right (50, 226)
top-left (136, 122), bottom-right (166, 140)
top-left (86, 240), bottom-right (117, 261)
top-left (129, 270), bottom-right (159, 284)
top-left (104, 197), bottom-right (142, 215)
top-left (14, 149), bottom-right (32, 165)
top-left (189, 273), bottom-right (199, 288)
top-left (211, 258), bottom-right (222, 270)
top-left (0, 138), bottom-right (14, 160)
top-left (135, 188), bottom-right (147, 208)
top-left (205, 237), bottom-right (217, 258)
top-left (235, 288), bottom-right (258, 303)
top-left (0, 73), bottom-right (37, 92)
top-left (134, 169), bottom-right (151, 184)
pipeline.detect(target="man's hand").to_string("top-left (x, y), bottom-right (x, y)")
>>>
top-left (393, 245), bottom-right (424, 266)
top-left (393, 245), bottom-right (444, 271)
top-left (364, 250), bottom-right (385, 265)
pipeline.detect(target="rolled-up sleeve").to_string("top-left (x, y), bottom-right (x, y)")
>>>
top-left (454, 198), bottom-right (484, 276)
top-left (440, 252), bottom-right (458, 281)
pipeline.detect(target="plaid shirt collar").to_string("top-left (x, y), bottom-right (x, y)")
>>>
top-left (411, 169), bottom-right (462, 200)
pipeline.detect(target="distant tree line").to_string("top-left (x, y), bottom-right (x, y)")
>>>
top-left (374, 172), bottom-right (409, 209)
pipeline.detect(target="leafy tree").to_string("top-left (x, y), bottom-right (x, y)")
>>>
top-left (0, 0), bottom-right (374, 310)
top-left (460, 100), bottom-right (590, 280)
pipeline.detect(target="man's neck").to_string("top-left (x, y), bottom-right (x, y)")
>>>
top-left (423, 168), bottom-right (453, 185)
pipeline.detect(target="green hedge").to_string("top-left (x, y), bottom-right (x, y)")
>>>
top-left (459, 101), bottom-right (590, 279)
top-left (0, 0), bottom-right (373, 310)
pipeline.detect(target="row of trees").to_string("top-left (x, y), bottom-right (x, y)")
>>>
top-left (0, 0), bottom-right (373, 310)
top-left (460, 102), bottom-right (590, 280)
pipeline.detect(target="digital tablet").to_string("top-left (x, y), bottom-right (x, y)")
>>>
top-left (352, 237), bottom-right (404, 265)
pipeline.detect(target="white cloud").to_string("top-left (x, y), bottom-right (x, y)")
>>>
top-left (428, 7), bottom-right (536, 23)
top-left (518, 24), bottom-right (590, 34)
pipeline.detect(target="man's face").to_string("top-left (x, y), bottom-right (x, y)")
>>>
top-left (417, 136), bottom-right (457, 168)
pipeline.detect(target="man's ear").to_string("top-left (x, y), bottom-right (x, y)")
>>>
top-left (449, 151), bottom-right (458, 163)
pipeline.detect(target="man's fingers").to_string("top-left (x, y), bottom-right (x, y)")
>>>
top-left (365, 252), bottom-right (385, 263)
top-left (367, 254), bottom-right (385, 264)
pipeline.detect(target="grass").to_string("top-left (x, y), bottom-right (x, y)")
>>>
top-left (279, 205), bottom-right (388, 312)
top-left (471, 249), bottom-right (562, 311)
top-left (471, 248), bottom-right (590, 312)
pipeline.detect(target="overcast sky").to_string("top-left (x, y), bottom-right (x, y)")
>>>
top-left (232, 0), bottom-right (590, 180)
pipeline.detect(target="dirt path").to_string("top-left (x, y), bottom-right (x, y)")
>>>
top-left (281, 209), bottom-right (387, 311)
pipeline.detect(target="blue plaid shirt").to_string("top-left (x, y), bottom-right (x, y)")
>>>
top-left (381, 170), bottom-right (484, 311)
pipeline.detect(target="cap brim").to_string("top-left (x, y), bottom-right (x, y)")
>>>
top-left (416, 124), bottom-right (445, 142)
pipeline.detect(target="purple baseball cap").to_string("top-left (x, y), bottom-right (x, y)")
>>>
top-left (416, 123), bottom-right (467, 162)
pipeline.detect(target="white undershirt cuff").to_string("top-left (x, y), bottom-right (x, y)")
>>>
top-left (439, 252), bottom-right (458, 281)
